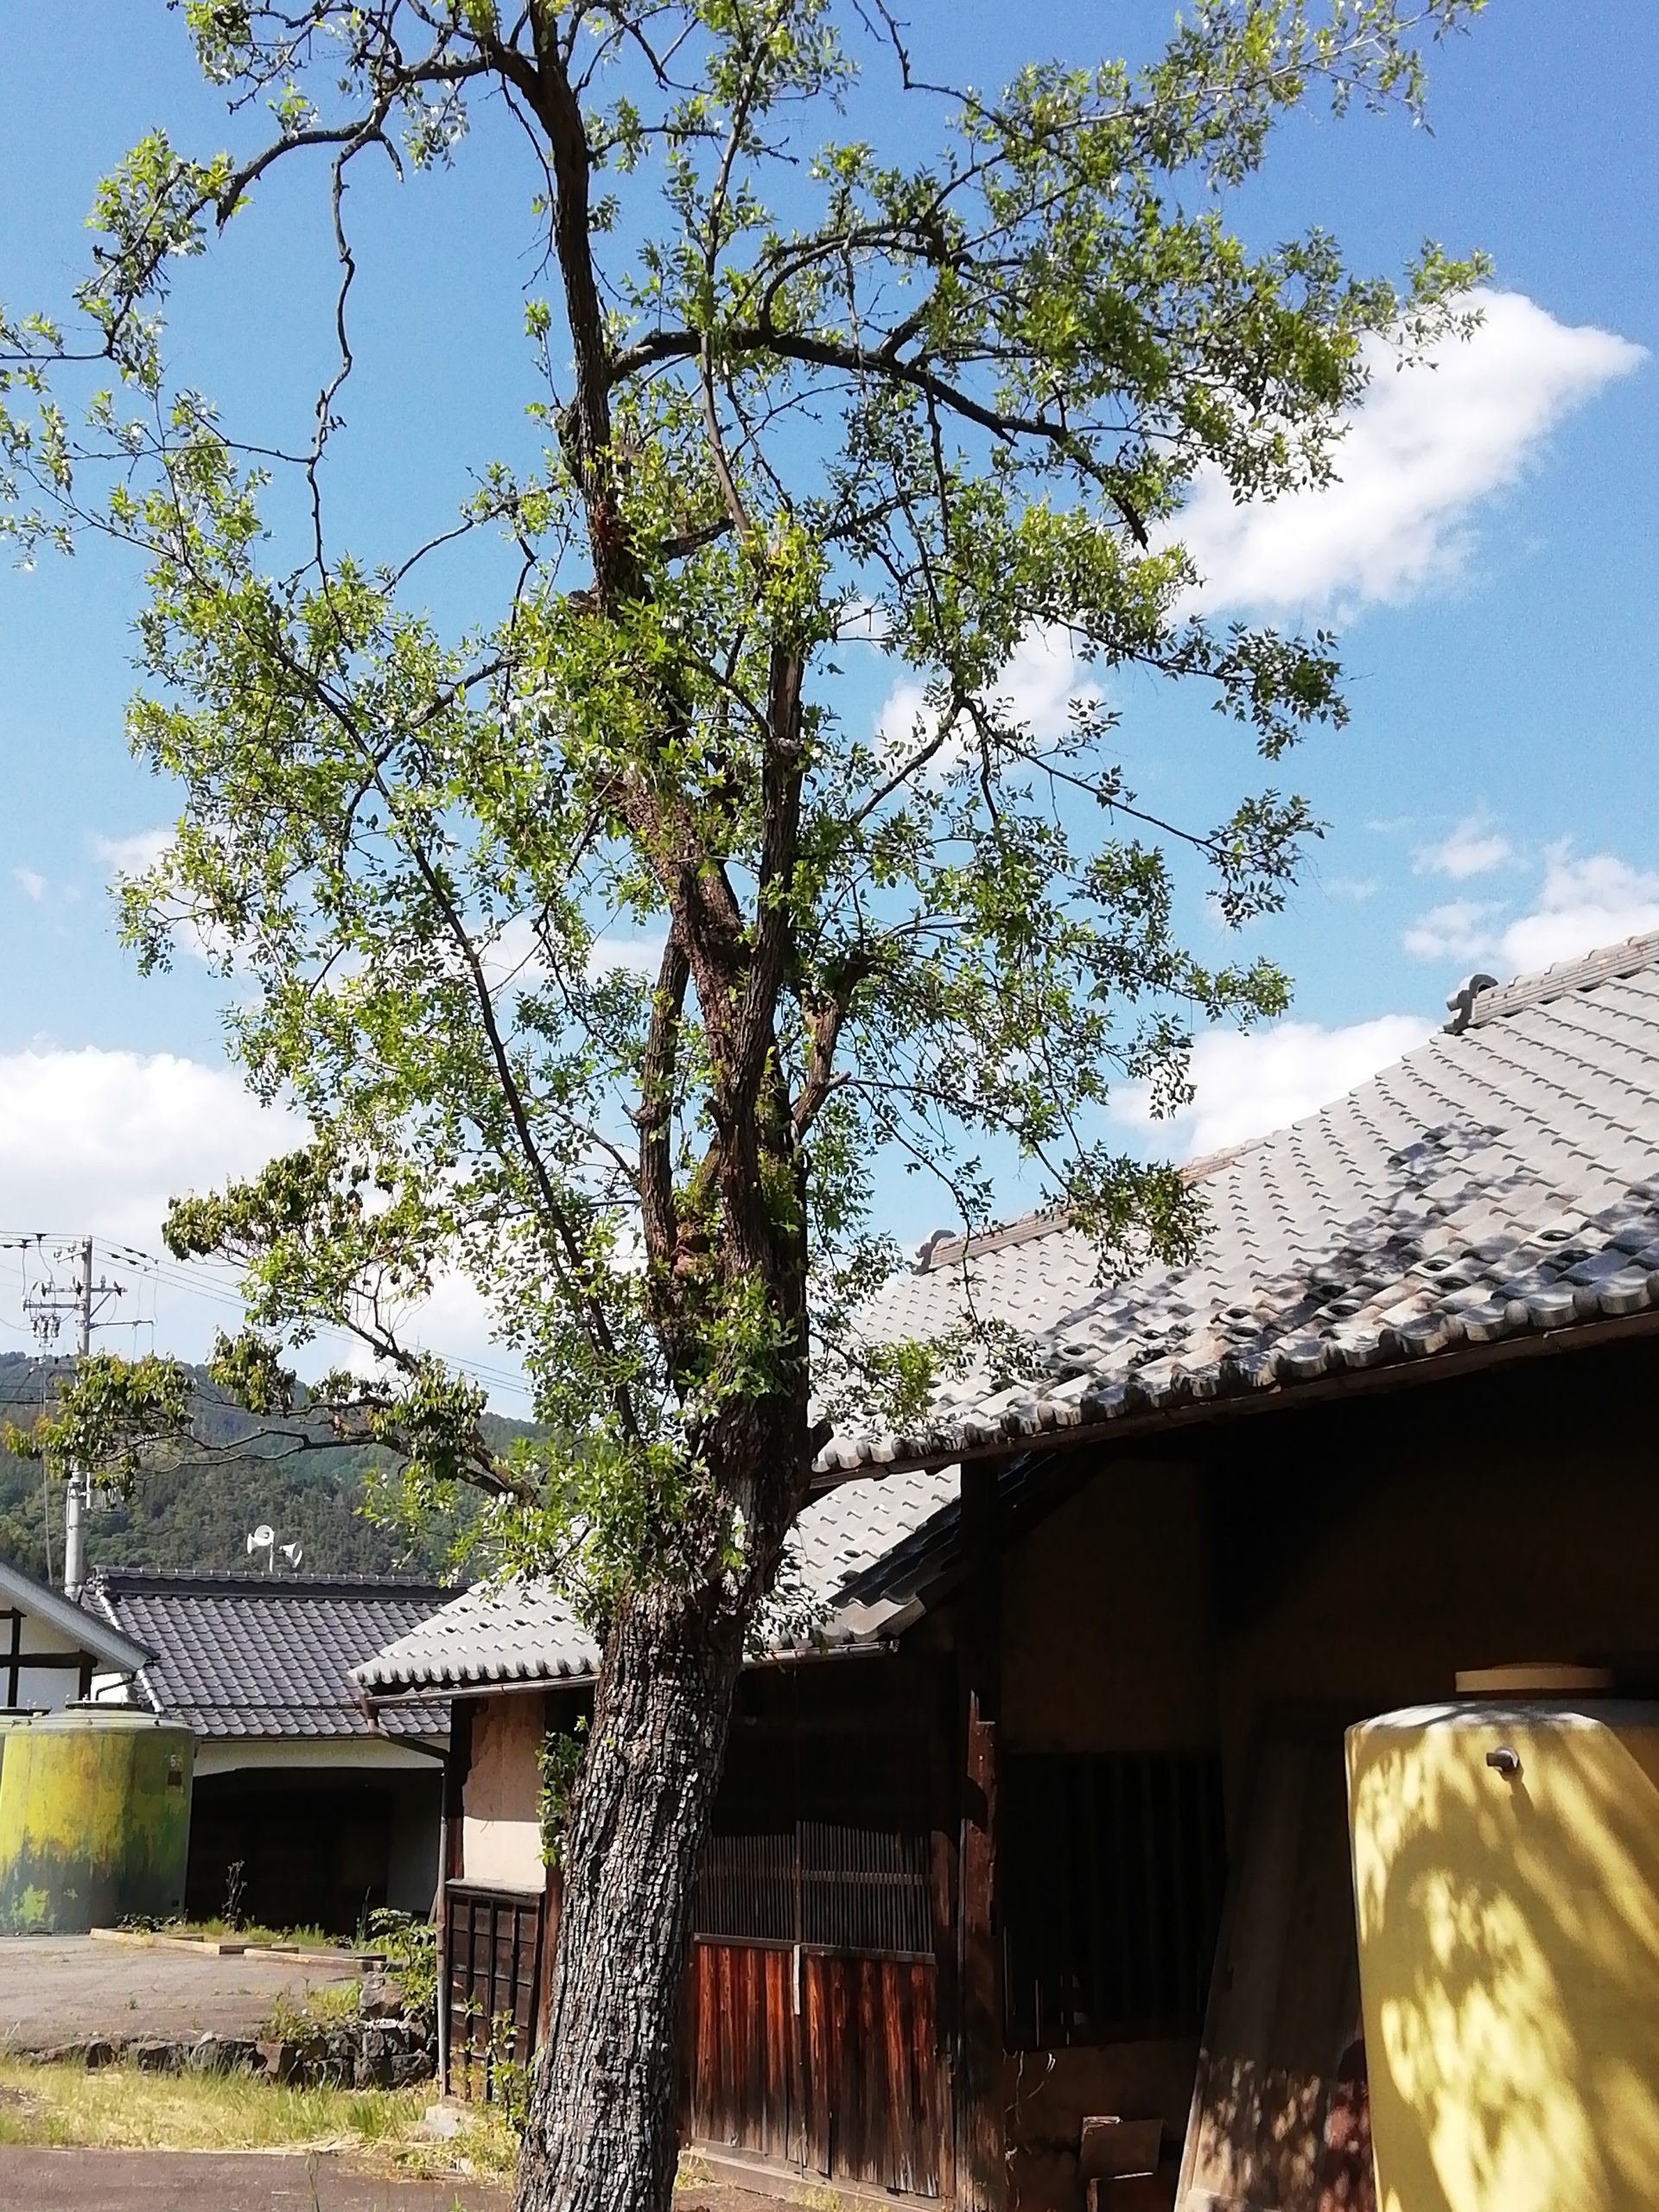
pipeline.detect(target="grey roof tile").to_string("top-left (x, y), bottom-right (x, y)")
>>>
top-left (355, 1464), bottom-right (964, 1696)
top-left (84, 1571), bottom-right (454, 1738)
top-left (817, 931), bottom-right (1659, 1477)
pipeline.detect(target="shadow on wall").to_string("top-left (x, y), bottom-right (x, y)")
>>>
top-left (1349, 1706), bottom-right (1659, 2212)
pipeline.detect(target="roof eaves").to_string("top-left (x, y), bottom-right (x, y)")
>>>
top-left (0, 1560), bottom-right (151, 1675)
top-left (819, 1279), bottom-right (1659, 1478)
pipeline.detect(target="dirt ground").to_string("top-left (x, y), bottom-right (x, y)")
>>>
top-left (0, 1935), bottom-right (359, 2051)
top-left (0, 2146), bottom-right (505, 2208)
top-left (0, 2150), bottom-right (802, 2210)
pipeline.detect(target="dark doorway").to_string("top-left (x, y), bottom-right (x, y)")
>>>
top-left (186, 1767), bottom-right (441, 1935)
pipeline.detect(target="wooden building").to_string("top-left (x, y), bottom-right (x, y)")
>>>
top-left (359, 936), bottom-right (1659, 2210)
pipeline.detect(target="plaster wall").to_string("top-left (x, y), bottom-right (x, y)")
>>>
top-left (192, 1735), bottom-right (444, 1779)
top-left (4, 1611), bottom-right (94, 1713)
top-left (461, 1690), bottom-right (546, 1894)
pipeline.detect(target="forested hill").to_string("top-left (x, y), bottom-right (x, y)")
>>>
top-left (0, 1351), bottom-right (535, 1585)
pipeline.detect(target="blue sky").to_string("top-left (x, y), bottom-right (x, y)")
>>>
top-left (0, 1), bottom-right (1654, 1390)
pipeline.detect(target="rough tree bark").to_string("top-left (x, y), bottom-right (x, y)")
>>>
top-left (514, 1576), bottom-right (747, 2212)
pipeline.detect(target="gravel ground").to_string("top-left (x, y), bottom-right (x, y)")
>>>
top-left (0, 1936), bottom-right (359, 2051)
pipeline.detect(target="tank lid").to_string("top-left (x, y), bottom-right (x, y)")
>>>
top-left (1455, 1661), bottom-right (1614, 1694)
top-left (28, 1703), bottom-right (194, 1737)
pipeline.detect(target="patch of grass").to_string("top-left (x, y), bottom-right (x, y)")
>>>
top-left (395, 2102), bottom-right (521, 2182)
top-left (264, 1980), bottom-right (363, 2038)
top-left (0, 2061), bottom-right (512, 2183)
top-left (0, 2061), bottom-right (426, 2154)
top-left (121, 1910), bottom-right (338, 1946)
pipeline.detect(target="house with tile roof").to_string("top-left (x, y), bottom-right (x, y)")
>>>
top-left (85, 1568), bottom-right (454, 1933)
top-left (0, 1556), bottom-right (148, 1713)
top-left (357, 933), bottom-right (1659, 2212)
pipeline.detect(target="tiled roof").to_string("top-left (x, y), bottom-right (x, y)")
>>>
top-left (0, 1558), bottom-right (151, 1675)
top-left (83, 1570), bottom-right (455, 1738)
top-left (814, 932), bottom-right (1659, 1474)
top-left (353, 1465), bottom-right (963, 1694)
top-left (360, 932), bottom-right (1659, 1698)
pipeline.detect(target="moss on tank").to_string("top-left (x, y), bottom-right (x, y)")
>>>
top-left (0, 1705), bottom-right (193, 1933)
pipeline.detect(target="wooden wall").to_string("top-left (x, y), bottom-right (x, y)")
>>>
top-left (1207, 1343), bottom-right (1659, 1798)
top-left (1001, 1459), bottom-right (1217, 1758)
top-left (995, 1459), bottom-right (1217, 2211)
top-left (1027, 1337), bottom-right (1659, 2212)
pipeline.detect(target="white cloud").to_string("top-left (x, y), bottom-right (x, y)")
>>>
top-left (89, 823), bottom-right (243, 971)
top-left (13, 868), bottom-right (48, 904)
top-left (874, 623), bottom-right (1095, 777)
top-left (0, 1044), bottom-right (531, 1405)
top-left (1402, 848), bottom-right (1659, 979)
top-left (1115, 1014), bottom-right (1433, 1160)
top-left (480, 915), bottom-right (667, 990)
top-left (586, 931), bottom-right (667, 981)
top-left (1176, 290), bottom-right (1644, 616)
top-left (1414, 812), bottom-right (1514, 881)
top-left (1499, 850), bottom-right (1659, 974)
top-left (0, 1046), bottom-right (300, 1255)
top-left (1402, 899), bottom-right (1503, 963)
top-left (836, 597), bottom-right (891, 644)
top-left (91, 826), bottom-right (175, 880)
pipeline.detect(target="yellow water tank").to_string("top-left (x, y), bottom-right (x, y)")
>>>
top-left (0, 1704), bottom-right (194, 1934)
top-left (1347, 1698), bottom-right (1659, 2212)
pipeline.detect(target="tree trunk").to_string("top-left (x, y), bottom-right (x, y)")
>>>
top-left (513, 1579), bottom-right (745, 2212)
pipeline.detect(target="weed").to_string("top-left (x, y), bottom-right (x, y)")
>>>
top-left (118, 1913), bottom-right (340, 1950)
top-left (264, 1981), bottom-right (361, 2041)
top-left (0, 2061), bottom-right (427, 2157)
top-left (222, 1859), bottom-right (248, 1930)
top-left (362, 1907), bottom-right (437, 2024)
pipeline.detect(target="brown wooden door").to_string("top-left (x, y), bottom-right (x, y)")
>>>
top-left (683, 1938), bottom-right (944, 2194)
top-left (444, 1880), bottom-right (545, 2100)
top-left (801, 1948), bottom-right (944, 2194)
top-left (683, 1937), bottom-right (798, 2164)
top-left (681, 1676), bottom-right (950, 2196)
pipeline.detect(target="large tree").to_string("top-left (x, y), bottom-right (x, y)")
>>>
top-left (1, 3), bottom-right (1484, 2205)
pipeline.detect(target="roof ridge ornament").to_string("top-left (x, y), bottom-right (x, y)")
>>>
top-left (1444, 972), bottom-right (1500, 1035)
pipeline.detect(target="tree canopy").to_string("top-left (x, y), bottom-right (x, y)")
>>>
top-left (3, 0), bottom-right (1484, 1567)
top-left (0, 5), bottom-right (1486, 2203)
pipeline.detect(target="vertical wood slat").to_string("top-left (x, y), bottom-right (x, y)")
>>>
top-left (1002, 1747), bottom-right (1229, 2048)
top-left (682, 1655), bottom-right (952, 2199)
top-left (442, 1881), bottom-right (545, 2102)
top-left (683, 1935), bottom-right (948, 2177)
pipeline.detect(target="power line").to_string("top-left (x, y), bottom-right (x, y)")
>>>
top-left (0, 1229), bottom-right (534, 1408)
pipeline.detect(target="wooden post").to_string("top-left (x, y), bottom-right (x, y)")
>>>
top-left (956, 1460), bottom-right (1003, 2210)
top-left (438, 1697), bottom-right (474, 2097)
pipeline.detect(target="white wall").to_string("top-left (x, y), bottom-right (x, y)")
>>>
top-left (3, 1607), bottom-right (95, 1712)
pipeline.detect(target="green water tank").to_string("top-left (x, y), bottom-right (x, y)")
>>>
top-left (0, 1705), bottom-right (194, 1934)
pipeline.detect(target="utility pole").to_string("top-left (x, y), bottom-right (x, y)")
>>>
top-left (18, 1237), bottom-right (129, 1599)
top-left (63, 1236), bottom-right (95, 1602)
